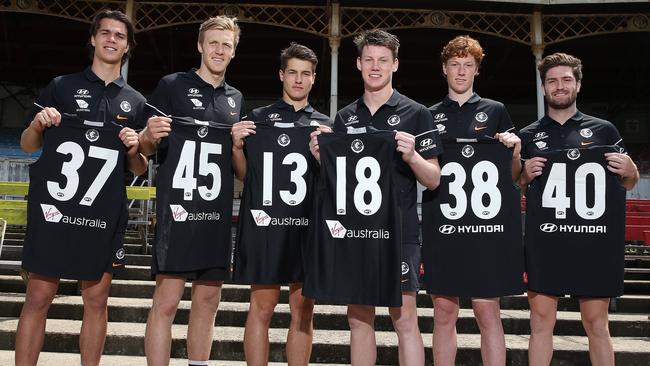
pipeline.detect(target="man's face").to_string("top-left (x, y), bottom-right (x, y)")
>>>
top-left (442, 55), bottom-right (478, 95)
top-left (280, 58), bottom-right (315, 103)
top-left (198, 28), bottom-right (236, 75)
top-left (543, 65), bottom-right (581, 110)
top-left (356, 45), bottom-right (397, 92)
top-left (91, 18), bottom-right (129, 65)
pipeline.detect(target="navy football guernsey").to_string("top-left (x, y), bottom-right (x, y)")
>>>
top-left (22, 116), bottom-right (126, 280)
top-left (422, 141), bottom-right (524, 297)
top-left (153, 116), bottom-right (234, 272)
top-left (524, 145), bottom-right (626, 297)
top-left (303, 128), bottom-right (402, 307)
top-left (233, 123), bottom-right (317, 284)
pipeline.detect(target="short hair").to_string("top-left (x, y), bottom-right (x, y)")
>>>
top-left (538, 52), bottom-right (583, 82)
top-left (88, 9), bottom-right (136, 65)
top-left (280, 42), bottom-right (318, 71)
top-left (440, 35), bottom-right (485, 67)
top-left (198, 16), bottom-right (241, 48)
top-left (353, 29), bottom-right (400, 59)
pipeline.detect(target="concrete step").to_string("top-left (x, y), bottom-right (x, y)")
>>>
top-left (0, 318), bottom-right (648, 365)
top-left (2, 275), bottom-right (650, 313)
top-left (0, 350), bottom-right (325, 366)
top-left (1, 293), bottom-right (648, 337)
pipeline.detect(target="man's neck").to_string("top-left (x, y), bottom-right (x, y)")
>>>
top-left (363, 86), bottom-right (393, 115)
top-left (196, 66), bottom-right (225, 88)
top-left (282, 94), bottom-right (309, 112)
top-left (547, 104), bottom-right (578, 125)
top-left (448, 88), bottom-right (473, 107)
top-left (91, 61), bottom-right (122, 86)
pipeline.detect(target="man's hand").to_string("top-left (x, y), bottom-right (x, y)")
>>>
top-left (120, 127), bottom-right (140, 156)
top-left (231, 121), bottom-right (256, 150)
top-left (30, 107), bottom-right (61, 132)
top-left (143, 116), bottom-right (172, 143)
top-left (522, 157), bottom-right (547, 184)
top-left (496, 131), bottom-right (521, 160)
top-left (395, 131), bottom-right (417, 164)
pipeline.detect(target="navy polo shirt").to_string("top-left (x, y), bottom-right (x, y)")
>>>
top-left (334, 90), bottom-right (442, 246)
top-left (146, 69), bottom-right (246, 123)
top-left (429, 93), bottom-right (515, 141)
top-left (520, 111), bottom-right (626, 159)
top-left (250, 99), bottom-right (331, 127)
top-left (25, 67), bottom-right (146, 129)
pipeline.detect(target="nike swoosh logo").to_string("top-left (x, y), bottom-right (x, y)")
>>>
top-left (116, 114), bottom-right (128, 121)
top-left (581, 141), bottom-right (594, 146)
top-left (229, 111), bottom-right (237, 116)
top-left (474, 126), bottom-right (487, 131)
top-left (112, 262), bottom-right (124, 267)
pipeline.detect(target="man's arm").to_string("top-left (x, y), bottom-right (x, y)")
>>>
top-left (231, 121), bottom-right (256, 181)
top-left (21, 107), bottom-right (62, 152)
top-left (605, 152), bottom-right (639, 191)
top-left (395, 131), bottom-right (441, 190)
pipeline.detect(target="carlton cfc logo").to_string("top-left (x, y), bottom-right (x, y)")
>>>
top-left (85, 129), bottom-right (99, 142)
top-left (120, 101), bottom-right (131, 112)
top-left (197, 126), bottom-right (208, 138)
top-left (351, 139), bottom-right (364, 153)
top-left (387, 114), bottom-right (400, 126)
top-left (567, 149), bottom-right (581, 160)
top-left (277, 133), bottom-right (290, 147)
top-left (580, 128), bottom-right (593, 138)
top-left (539, 223), bottom-right (558, 233)
top-left (227, 97), bottom-right (236, 108)
top-left (115, 248), bottom-right (125, 260)
top-left (461, 144), bottom-right (475, 158)
top-left (475, 112), bottom-right (488, 123)
top-left (401, 262), bottom-right (410, 275)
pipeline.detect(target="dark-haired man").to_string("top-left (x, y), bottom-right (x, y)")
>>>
top-left (232, 42), bottom-right (330, 366)
top-left (519, 52), bottom-right (639, 366)
top-left (15, 9), bottom-right (146, 366)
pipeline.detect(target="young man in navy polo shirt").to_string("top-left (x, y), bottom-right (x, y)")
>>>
top-left (16, 10), bottom-right (146, 366)
top-left (520, 52), bottom-right (639, 366)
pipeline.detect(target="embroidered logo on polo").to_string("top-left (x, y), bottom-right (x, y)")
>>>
top-left (475, 112), bottom-right (488, 123)
top-left (268, 113), bottom-right (282, 122)
top-left (351, 139), bottom-right (364, 153)
top-left (387, 114), bottom-right (401, 126)
top-left (401, 262), bottom-right (410, 275)
top-left (74, 89), bottom-right (91, 98)
top-left (190, 99), bottom-right (203, 108)
top-left (346, 115), bottom-right (359, 125)
top-left (227, 97), bottom-right (236, 108)
top-left (436, 124), bottom-right (447, 134)
top-left (187, 88), bottom-right (202, 97)
top-left (534, 131), bottom-right (548, 141)
top-left (197, 126), bottom-right (208, 138)
top-left (580, 128), bottom-right (593, 138)
top-left (120, 101), bottom-right (132, 113)
top-left (461, 145), bottom-right (475, 158)
top-left (277, 134), bottom-right (290, 147)
top-left (433, 113), bottom-right (447, 122)
top-left (535, 141), bottom-right (548, 150)
top-left (76, 100), bottom-right (89, 109)
top-left (567, 149), bottom-right (581, 160)
top-left (85, 129), bottom-right (100, 142)
top-left (115, 248), bottom-right (125, 260)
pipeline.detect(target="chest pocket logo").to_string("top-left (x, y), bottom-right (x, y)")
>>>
top-left (227, 97), bottom-right (236, 108)
top-left (387, 114), bottom-right (400, 126)
top-left (475, 112), bottom-right (488, 123)
top-left (120, 101), bottom-right (131, 112)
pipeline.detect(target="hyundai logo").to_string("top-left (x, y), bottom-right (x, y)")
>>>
top-left (439, 224), bottom-right (456, 234)
top-left (420, 138), bottom-right (433, 147)
top-left (434, 113), bottom-right (445, 120)
top-left (539, 223), bottom-right (558, 233)
top-left (268, 113), bottom-right (280, 119)
top-left (188, 88), bottom-right (200, 94)
top-left (76, 89), bottom-right (89, 95)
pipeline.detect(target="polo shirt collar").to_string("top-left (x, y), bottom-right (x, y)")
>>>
top-left (540, 110), bottom-right (584, 126)
top-left (83, 67), bottom-right (125, 88)
top-left (442, 92), bottom-right (480, 107)
top-left (189, 68), bottom-right (226, 89)
top-left (356, 89), bottom-right (401, 110)
top-left (275, 98), bottom-right (315, 113)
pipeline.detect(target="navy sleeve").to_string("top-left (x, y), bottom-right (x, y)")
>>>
top-left (333, 112), bottom-right (346, 133)
top-left (497, 103), bottom-right (515, 133)
top-left (145, 77), bottom-right (173, 119)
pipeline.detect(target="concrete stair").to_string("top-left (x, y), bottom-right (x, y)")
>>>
top-left (1, 228), bottom-right (650, 365)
